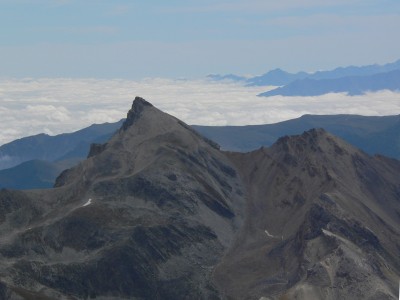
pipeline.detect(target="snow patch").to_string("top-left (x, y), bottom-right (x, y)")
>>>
top-left (264, 229), bottom-right (275, 238)
top-left (82, 198), bottom-right (92, 207)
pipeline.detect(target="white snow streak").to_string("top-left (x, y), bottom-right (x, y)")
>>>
top-left (264, 229), bottom-right (275, 238)
top-left (82, 198), bottom-right (92, 207)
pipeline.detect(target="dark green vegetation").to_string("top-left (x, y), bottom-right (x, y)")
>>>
top-left (0, 98), bottom-right (399, 299)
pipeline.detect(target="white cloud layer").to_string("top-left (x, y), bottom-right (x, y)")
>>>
top-left (0, 77), bottom-right (399, 146)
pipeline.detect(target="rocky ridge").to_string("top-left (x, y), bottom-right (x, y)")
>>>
top-left (0, 97), bottom-right (399, 299)
top-left (218, 129), bottom-right (400, 299)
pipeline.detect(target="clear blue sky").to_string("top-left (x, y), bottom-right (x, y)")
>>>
top-left (1, 0), bottom-right (399, 78)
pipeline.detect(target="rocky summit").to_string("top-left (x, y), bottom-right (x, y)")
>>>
top-left (0, 97), bottom-right (399, 300)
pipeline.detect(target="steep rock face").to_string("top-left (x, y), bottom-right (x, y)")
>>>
top-left (0, 98), bottom-right (399, 300)
top-left (216, 129), bottom-right (400, 299)
top-left (0, 97), bottom-right (245, 299)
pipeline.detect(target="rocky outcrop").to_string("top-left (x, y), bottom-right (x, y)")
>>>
top-left (121, 96), bottom-right (153, 131)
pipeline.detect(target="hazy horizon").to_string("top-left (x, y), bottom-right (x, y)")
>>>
top-left (1, 1), bottom-right (400, 78)
top-left (1, 1), bottom-right (399, 146)
top-left (0, 77), bottom-right (399, 147)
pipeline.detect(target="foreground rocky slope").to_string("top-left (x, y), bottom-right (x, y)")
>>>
top-left (218, 129), bottom-right (400, 299)
top-left (0, 97), bottom-right (399, 299)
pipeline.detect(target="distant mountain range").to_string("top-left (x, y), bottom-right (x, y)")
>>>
top-left (194, 114), bottom-right (400, 156)
top-left (0, 98), bottom-right (399, 299)
top-left (0, 120), bottom-right (123, 170)
top-left (0, 120), bottom-right (123, 189)
top-left (208, 59), bottom-right (400, 96)
top-left (248, 59), bottom-right (400, 86)
top-left (259, 69), bottom-right (400, 96)
top-left (0, 113), bottom-right (399, 190)
top-left (207, 73), bottom-right (247, 82)
top-left (0, 160), bottom-right (64, 190)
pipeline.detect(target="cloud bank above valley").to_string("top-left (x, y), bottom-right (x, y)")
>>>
top-left (0, 77), bottom-right (399, 146)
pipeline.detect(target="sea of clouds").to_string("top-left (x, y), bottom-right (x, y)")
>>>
top-left (0, 77), bottom-right (399, 146)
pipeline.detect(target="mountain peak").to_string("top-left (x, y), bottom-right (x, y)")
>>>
top-left (271, 128), bottom-right (360, 161)
top-left (121, 96), bottom-right (153, 130)
top-left (267, 68), bottom-right (286, 74)
top-left (55, 97), bottom-right (221, 187)
top-left (1, 99), bottom-right (400, 299)
top-left (274, 128), bottom-right (328, 149)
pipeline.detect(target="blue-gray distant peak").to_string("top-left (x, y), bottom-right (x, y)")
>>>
top-left (259, 69), bottom-right (400, 97)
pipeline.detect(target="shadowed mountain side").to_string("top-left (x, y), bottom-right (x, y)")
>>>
top-left (0, 120), bottom-right (124, 170)
top-left (0, 97), bottom-right (246, 299)
top-left (0, 157), bottom-right (88, 190)
top-left (259, 69), bottom-right (400, 96)
top-left (0, 160), bottom-right (67, 190)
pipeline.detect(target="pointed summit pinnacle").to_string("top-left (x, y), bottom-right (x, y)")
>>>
top-left (122, 96), bottom-right (153, 130)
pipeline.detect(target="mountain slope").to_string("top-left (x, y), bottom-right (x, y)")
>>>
top-left (217, 129), bottom-right (400, 299)
top-left (0, 115), bottom-right (400, 189)
top-left (0, 160), bottom-right (66, 190)
top-left (2, 114), bottom-right (399, 190)
top-left (0, 120), bottom-right (123, 170)
top-left (0, 98), bottom-right (399, 299)
top-left (194, 114), bottom-right (400, 159)
top-left (0, 97), bottom-right (245, 299)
